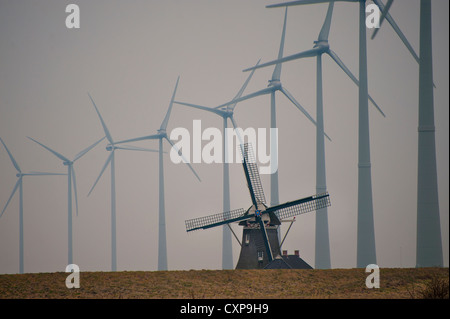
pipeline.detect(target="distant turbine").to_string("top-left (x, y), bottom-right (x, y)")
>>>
top-left (216, 8), bottom-right (330, 246)
top-left (0, 138), bottom-right (66, 274)
top-left (173, 60), bottom-right (260, 269)
top-left (87, 93), bottom-right (159, 271)
top-left (265, 0), bottom-right (414, 268)
top-left (114, 77), bottom-right (201, 271)
top-left (373, 0), bottom-right (443, 267)
top-left (27, 136), bottom-right (105, 265)
top-left (243, 2), bottom-right (384, 269)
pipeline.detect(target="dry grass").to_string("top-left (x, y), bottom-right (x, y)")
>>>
top-left (0, 267), bottom-right (447, 299)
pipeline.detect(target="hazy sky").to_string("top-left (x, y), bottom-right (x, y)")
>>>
top-left (0, 0), bottom-right (448, 274)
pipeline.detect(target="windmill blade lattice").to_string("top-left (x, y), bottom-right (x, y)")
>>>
top-left (240, 143), bottom-right (266, 205)
top-left (186, 208), bottom-right (247, 232)
top-left (272, 193), bottom-right (330, 220)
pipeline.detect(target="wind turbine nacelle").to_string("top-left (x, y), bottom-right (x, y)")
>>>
top-left (268, 79), bottom-right (281, 88)
top-left (313, 40), bottom-right (329, 50)
top-left (106, 145), bottom-right (114, 151)
top-left (63, 161), bottom-right (72, 166)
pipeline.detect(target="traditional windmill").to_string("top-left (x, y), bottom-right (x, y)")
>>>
top-left (185, 143), bottom-right (331, 269)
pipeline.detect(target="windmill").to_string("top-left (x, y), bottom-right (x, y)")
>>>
top-left (87, 93), bottom-right (159, 271)
top-left (173, 60), bottom-right (260, 270)
top-left (113, 77), bottom-right (201, 271)
top-left (372, 0), bottom-right (443, 267)
top-left (0, 138), bottom-right (66, 274)
top-left (241, 1), bottom-right (384, 269)
top-left (27, 136), bottom-right (105, 265)
top-left (185, 143), bottom-right (331, 269)
top-left (264, 0), bottom-right (414, 268)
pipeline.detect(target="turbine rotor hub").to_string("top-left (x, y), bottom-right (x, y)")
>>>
top-left (268, 80), bottom-right (281, 88)
top-left (313, 40), bottom-right (329, 51)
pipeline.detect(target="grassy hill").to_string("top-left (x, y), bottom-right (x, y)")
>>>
top-left (0, 267), bottom-right (447, 299)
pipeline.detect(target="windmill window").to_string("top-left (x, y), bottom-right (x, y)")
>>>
top-left (257, 251), bottom-right (264, 262)
top-left (245, 234), bottom-right (250, 245)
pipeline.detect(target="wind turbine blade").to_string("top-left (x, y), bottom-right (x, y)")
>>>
top-left (327, 50), bottom-right (386, 117)
top-left (318, 1), bottom-right (334, 41)
top-left (174, 101), bottom-right (224, 116)
top-left (371, 0), bottom-right (393, 39)
top-left (0, 137), bottom-right (21, 173)
top-left (243, 47), bottom-right (321, 72)
top-left (71, 165), bottom-right (79, 216)
top-left (266, 0), bottom-right (354, 8)
top-left (215, 87), bottom-right (275, 109)
top-left (229, 59), bottom-right (261, 111)
top-left (27, 137), bottom-right (70, 162)
top-left (185, 208), bottom-right (248, 232)
top-left (116, 145), bottom-right (159, 152)
top-left (160, 76), bottom-right (180, 131)
top-left (88, 93), bottom-right (114, 144)
top-left (165, 137), bottom-right (201, 182)
top-left (73, 136), bottom-right (105, 162)
top-left (27, 171), bottom-right (67, 176)
top-left (372, 0), bottom-right (419, 64)
top-left (229, 116), bottom-right (245, 146)
top-left (272, 7), bottom-right (288, 81)
top-left (114, 133), bottom-right (161, 145)
top-left (280, 87), bottom-right (332, 141)
top-left (88, 152), bottom-right (113, 196)
top-left (0, 178), bottom-right (21, 218)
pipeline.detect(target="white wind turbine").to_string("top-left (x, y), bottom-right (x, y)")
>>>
top-left (265, 0), bottom-right (414, 268)
top-left (242, 1), bottom-right (384, 269)
top-left (114, 77), bottom-right (201, 271)
top-left (173, 60), bottom-right (260, 269)
top-left (0, 138), bottom-right (66, 274)
top-left (27, 136), bottom-right (105, 265)
top-left (372, 0), bottom-right (443, 267)
top-left (87, 93), bottom-right (159, 271)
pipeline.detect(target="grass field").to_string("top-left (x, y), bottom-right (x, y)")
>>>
top-left (0, 267), bottom-right (447, 299)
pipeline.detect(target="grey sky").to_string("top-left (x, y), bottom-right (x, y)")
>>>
top-left (0, 0), bottom-right (448, 274)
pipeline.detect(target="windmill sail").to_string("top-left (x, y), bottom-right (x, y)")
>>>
top-left (186, 208), bottom-right (247, 232)
top-left (240, 143), bottom-right (266, 205)
top-left (267, 193), bottom-right (331, 220)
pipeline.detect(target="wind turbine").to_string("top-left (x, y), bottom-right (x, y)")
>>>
top-left (372, 0), bottom-right (443, 267)
top-left (242, 2), bottom-right (383, 269)
top-left (264, 0), bottom-right (415, 268)
top-left (0, 138), bottom-right (66, 274)
top-left (27, 135), bottom-right (105, 265)
top-left (173, 60), bottom-right (260, 270)
top-left (87, 93), bottom-right (159, 271)
top-left (114, 77), bottom-right (201, 271)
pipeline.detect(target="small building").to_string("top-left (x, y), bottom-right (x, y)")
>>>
top-left (264, 250), bottom-right (313, 269)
